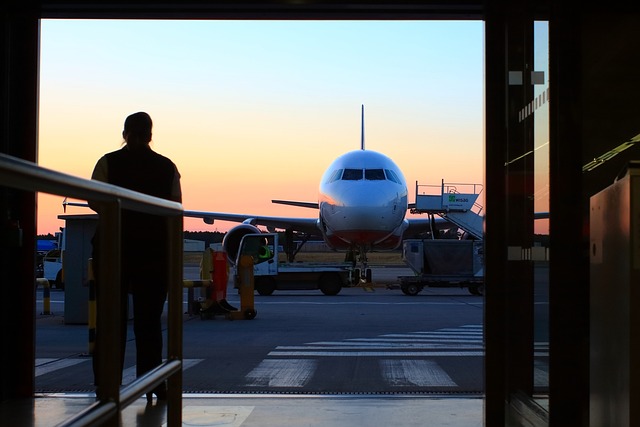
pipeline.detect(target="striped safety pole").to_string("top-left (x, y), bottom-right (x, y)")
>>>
top-left (88, 258), bottom-right (96, 354)
top-left (37, 278), bottom-right (51, 315)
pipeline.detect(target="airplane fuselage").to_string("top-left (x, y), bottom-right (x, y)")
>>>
top-left (317, 149), bottom-right (409, 251)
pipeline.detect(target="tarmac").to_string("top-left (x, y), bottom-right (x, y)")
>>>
top-left (2, 393), bottom-right (484, 426)
top-left (14, 266), bottom-right (486, 426)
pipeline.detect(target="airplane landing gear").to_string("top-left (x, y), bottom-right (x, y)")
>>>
top-left (358, 251), bottom-right (372, 283)
top-left (351, 268), bottom-right (372, 285)
top-left (349, 248), bottom-right (373, 285)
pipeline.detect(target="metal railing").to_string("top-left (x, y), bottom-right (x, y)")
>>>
top-left (0, 153), bottom-right (183, 426)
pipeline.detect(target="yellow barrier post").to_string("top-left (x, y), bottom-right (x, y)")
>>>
top-left (228, 255), bottom-right (257, 320)
top-left (37, 278), bottom-right (51, 315)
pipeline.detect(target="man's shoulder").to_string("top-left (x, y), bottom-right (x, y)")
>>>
top-left (149, 150), bottom-right (177, 168)
top-left (104, 147), bottom-right (127, 160)
top-left (105, 146), bottom-right (169, 160)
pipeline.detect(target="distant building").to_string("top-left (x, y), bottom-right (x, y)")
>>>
top-left (184, 239), bottom-right (205, 252)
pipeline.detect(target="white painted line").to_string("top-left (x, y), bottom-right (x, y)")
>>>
top-left (35, 358), bottom-right (89, 377)
top-left (245, 359), bottom-right (316, 388)
top-left (380, 360), bottom-right (457, 387)
top-left (379, 333), bottom-right (482, 338)
top-left (268, 351), bottom-right (484, 357)
top-left (276, 343), bottom-right (483, 350)
top-left (345, 338), bottom-right (482, 343)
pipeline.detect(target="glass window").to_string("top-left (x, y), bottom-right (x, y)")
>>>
top-left (385, 169), bottom-right (401, 183)
top-left (342, 169), bottom-right (363, 180)
top-left (365, 169), bottom-right (386, 180)
top-left (328, 169), bottom-right (343, 183)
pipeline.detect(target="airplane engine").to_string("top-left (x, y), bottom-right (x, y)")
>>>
top-left (222, 223), bottom-right (262, 265)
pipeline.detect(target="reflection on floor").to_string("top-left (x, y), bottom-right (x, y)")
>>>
top-left (0, 394), bottom-right (484, 427)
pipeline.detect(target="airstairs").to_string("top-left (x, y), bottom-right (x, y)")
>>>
top-left (411, 180), bottom-right (484, 240)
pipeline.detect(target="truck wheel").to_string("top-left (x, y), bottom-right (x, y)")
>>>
top-left (55, 270), bottom-right (64, 290)
top-left (255, 277), bottom-right (275, 296)
top-left (403, 283), bottom-right (421, 296)
top-left (319, 272), bottom-right (342, 296)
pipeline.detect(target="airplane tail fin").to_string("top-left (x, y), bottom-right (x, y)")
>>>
top-left (361, 104), bottom-right (365, 150)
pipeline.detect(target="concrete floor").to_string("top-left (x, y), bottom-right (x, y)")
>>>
top-left (0, 393), bottom-right (484, 426)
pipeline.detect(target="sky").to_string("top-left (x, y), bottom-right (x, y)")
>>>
top-left (37, 19), bottom-right (487, 235)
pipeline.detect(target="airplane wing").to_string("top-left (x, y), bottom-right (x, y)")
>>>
top-left (63, 198), bottom-right (321, 235)
top-left (271, 200), bottom-right (319, 209)
top-left (184, 210), bottom-right (320, 235)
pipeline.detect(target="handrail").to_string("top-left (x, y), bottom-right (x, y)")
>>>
top-left (0, 152), bottom-right (183, 426)
top-left (0, 152), bottom-right (182, 214)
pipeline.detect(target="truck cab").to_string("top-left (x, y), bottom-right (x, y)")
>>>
top-left (235, 233), bottom-right (351, 296)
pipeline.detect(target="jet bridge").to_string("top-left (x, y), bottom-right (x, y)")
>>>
top-left (411, 180), bottom-right (484, 240)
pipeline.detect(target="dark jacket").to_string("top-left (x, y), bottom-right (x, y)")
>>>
top-left (95, 146), bottom-right (180, 292)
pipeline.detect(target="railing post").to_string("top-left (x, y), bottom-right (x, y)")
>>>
top-left (166, 214), bottom-right (183, 426)
top-left (0, 153), bottom-right (185, 426)
top-left (95, 200), bottom-right (121, 426)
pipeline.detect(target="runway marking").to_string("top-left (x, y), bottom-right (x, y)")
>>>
top-left (345, 337), bottom-right (482, 343)
top-left (245, 359), bottom-right (316, 387)
top-left (381, 359), bottom-right (457, 387)
top-left (276, 343), bottom-right (482, 349)
top-left (249, 325), bottom-right (485, 390)
top-left (269, 324), bottom-right (485, 357)
top-left (122, 358), bottom-right (204, 385)
top-left (268, 351), bottom-right (484, 357)
top-left (35, 358), bottom-right (89, 377)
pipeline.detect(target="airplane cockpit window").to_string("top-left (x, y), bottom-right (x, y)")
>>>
top-left (365, 169), bottom-right (385, 180)
top-left (385, 169), bottom-right (401, 184)
top-left (327, 169), bottom-right (344, 183)
top-left (342, 169), bottom-right (364, 180)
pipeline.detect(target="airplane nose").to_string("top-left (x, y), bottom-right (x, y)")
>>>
top-left (346, 210), bottom-right (384, 228)
top-left (340, 191), bottom-right (396, 228)
top-left (324, 180), bottom-right (406, 232)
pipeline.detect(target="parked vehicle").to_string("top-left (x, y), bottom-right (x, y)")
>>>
top-left (234, 233), bottom-right (353, 296)
top-left (398, 238), bottom-right (484, 296)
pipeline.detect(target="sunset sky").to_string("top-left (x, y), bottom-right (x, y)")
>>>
top-left (37, 19), bottom-right (492, 235)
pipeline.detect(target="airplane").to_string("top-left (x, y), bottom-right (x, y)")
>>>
top-left (62, 105), bottom-right (477, 283)
top-left (183, 105), bottom-right (435, 283)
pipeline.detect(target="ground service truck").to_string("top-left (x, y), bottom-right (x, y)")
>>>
top-left (234, 233), bottom-right (353, 296)
top-left (398, 238), bottom-right (484, 296)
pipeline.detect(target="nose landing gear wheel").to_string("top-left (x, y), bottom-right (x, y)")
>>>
top-left (365, 268), bottom-right (372, 283)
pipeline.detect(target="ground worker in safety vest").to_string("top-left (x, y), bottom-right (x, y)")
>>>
top-left (257, 244), bottom-right (272, 263)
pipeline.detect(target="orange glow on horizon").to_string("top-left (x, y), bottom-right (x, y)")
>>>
top-left (36, 20), bottom-right (487, 236)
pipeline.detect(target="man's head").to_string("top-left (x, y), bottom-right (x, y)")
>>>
top-left (123, 111), bottom-right (153, 148)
